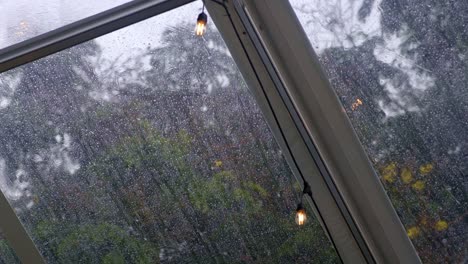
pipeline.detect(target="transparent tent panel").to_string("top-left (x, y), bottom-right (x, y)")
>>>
top-left (290, 0), bottom-right (468, 263)
top-left (0, 2), bottom-right (338, 263)
top-left (0, 0), bottom-right (131, 49)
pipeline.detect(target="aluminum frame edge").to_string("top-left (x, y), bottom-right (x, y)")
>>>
top-left (235, 0), bottom-right (421, 263)
top-left (0, 192), bottom-right (45, 263)
top-left (206, 0), bottom-right (369, 263)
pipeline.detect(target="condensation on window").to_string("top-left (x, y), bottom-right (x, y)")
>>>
top-left (290, 0), bottom-right (468, 263)
top-left (0, 2), bottom-right (338, 263)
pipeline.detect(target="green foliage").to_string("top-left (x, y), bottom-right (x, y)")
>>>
top-left (189, 171), bottom-right (236, 213)
top-left (34, 222), bottom-right (158, 264)
top-left (189, 171), bottom-right (269, 214)
top-left (85, 123), bottom-right (337, 262)
top-left (276, 224), bottom-right (338, 264)
top-left (0, 21), bottom-right (341, 263)
top-left (102, 251), bottom-right (125, 264)
top-left (0, 239), bottom-right (20, 264)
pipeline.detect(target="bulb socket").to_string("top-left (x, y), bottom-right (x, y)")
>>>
top-left (197, 12), bottom-right (208, 24)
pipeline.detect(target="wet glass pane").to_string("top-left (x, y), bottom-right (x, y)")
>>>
top-left (290, 0), bottom-right (468, 262)
top-left (0, 2), bottom-right (338, 263)
top-left (0, 233), bottom-right (20, 264)
top-left (0, 0), bottom-right (131, 49)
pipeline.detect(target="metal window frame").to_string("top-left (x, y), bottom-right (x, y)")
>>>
top-left (0, 0), bottom-right (421, 263)
top-left (206, 0), bottom-right (421, 263)
top-left (0, 191), bottom-right (44, 263)
top-left (0, 0), bottom-right (195, 72)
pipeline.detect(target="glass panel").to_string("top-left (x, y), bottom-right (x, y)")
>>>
top-left (0, 2), bottom-right (338, 263)
top-left (0, 233), bottom-right (20, 264)
top-left (291, 0), bottom-right (468, 262)
top-left (0, 0), bottom-right (131, 49)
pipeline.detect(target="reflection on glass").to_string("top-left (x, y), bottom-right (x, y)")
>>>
top-left (0, 2), bottom-right (338, 263)
top-left (0, 0), bottom-right (130, 49)
top-left (0, 233), bottom-right (20, 264)
top-left (290, 0), bottom-right (468, 262)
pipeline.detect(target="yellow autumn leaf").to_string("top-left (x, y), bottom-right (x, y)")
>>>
top-left (407, 226), bottom-right (420, 239)
top-left (214, 160), bottom-right (223, 167)
top-left (412, 180), bottom-right (425, 191)
top-left (382, 163), bottom-right (397, 183)
top-left (351, 98), bottom-right (363, 110)
top-left (419, 163), bottom-right (434, 175)
top-left (435, 220), bottom-right (448, 231)
top-left (400, 167), bottom-right (413, 184)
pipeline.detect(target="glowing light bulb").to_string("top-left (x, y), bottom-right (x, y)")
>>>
top-left (195, 12), bottom-right (208, 36)
top-left (295, 204), bottom-right (307, 226)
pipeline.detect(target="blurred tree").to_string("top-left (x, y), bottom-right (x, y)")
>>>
top-left (0, 22), bottom-right (339, 264)
top-left (292, 0), bottom-right (468, 262)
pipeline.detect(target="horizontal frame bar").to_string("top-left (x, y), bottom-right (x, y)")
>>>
top-left (0, 0), bottom-right (195, 73)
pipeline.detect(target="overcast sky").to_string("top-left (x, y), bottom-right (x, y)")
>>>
top-left (0, 0), bottom-right (129, 48)
top-left (0, 0), bottom-right (426, 119)
top-left (0, 0), bottom-right (200, 55)
top-left (0, 0), bottom-right (381, 57)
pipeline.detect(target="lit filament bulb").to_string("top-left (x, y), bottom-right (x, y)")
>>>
top-left (295, 203), bottom-right (307, 226)
top-left (195, 12), bottom-right (208, 36)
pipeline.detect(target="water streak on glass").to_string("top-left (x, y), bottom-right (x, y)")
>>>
top-left (290, 0), bottom-right (468, 263)
top-left (0, 2), bottom-right (338, 263)
top-left (0, 0), bottom-right (131, 49)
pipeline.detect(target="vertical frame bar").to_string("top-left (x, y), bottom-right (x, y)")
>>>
top-left (209, 0), bottom-right (421, 263)
top-left (0, 192), bottom-right (45, 263)
top-left (206, 0), bottom-right (368, 262)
